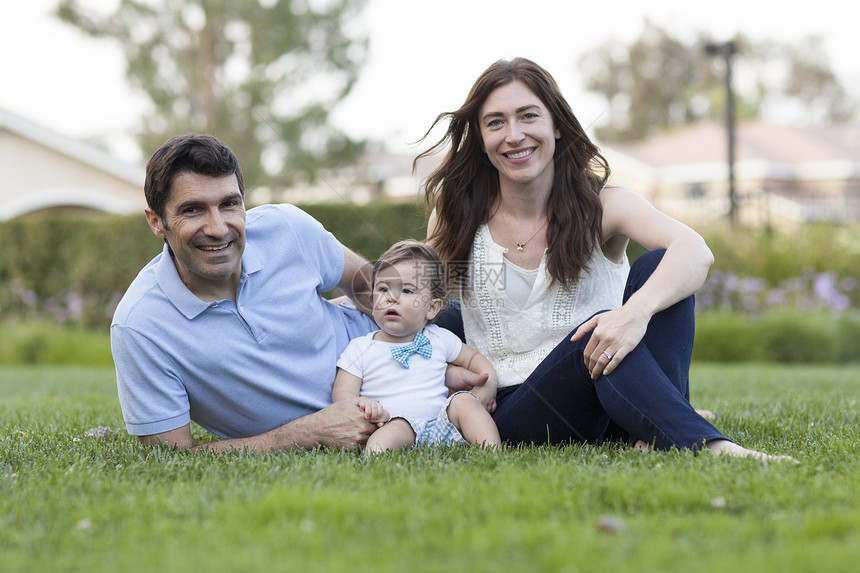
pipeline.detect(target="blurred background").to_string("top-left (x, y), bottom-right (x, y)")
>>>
top-left (1, 0), bottom-right (859, 364)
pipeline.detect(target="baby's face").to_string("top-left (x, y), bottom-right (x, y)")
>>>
top-left (371, 260), bottom-right (441, 343)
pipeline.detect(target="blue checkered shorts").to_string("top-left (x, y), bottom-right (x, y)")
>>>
top-left (401, 391), bottom-right (480, 446)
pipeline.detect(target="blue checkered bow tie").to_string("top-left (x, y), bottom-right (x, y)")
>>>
top-left (390, 331), bottom-right (432, 368)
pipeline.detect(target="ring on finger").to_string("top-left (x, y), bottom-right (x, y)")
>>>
top-left (602, 350), bottom-right (613, 361)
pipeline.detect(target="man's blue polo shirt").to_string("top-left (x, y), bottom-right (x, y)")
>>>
top-left (110, 204), bottom-right (375, 438)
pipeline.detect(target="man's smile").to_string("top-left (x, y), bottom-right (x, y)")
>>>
top-left (196, 241), bottom-right (232, 253)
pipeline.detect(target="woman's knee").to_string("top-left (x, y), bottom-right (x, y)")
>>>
top-left (631, 249), bottom-right (665, 277)
top-left (625, 249), bottom-right (666, 300)
top-left (566, 310), bottom-right (609, 345)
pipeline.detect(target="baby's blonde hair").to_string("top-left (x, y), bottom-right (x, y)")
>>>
top-left (372, 240), bottom-right (447, 300)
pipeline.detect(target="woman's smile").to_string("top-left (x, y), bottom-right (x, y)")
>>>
top-left (479, 81), bottom-right (559, 190)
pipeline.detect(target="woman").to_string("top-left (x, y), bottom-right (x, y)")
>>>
top-left (420, 57), bottom-right (790, 460)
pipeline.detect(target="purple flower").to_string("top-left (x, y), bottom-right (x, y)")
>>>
top-left (813, 272), bottom-right (851, 311)
top-left (740, 278), bottom-right (766, 293)
top-left (64, 291), bottom-right (84, 319)
top-left (105, 292), bottom-right (124, 319)
top-left (765, 288), bottom-right (788, 307)
top-left (839, 276), bottom-right (858, 292)
top-left (21, 290), bottom-right (38, 308)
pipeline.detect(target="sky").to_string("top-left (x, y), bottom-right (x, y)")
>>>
top-left (2, 0), bottom-right (859, 166)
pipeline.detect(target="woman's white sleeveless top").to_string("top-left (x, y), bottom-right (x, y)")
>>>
top-left (461, 224), bottom-right (630, 388)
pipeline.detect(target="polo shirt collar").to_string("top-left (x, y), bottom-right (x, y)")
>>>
top-left (154, 242), bottom-right (263, 320)
top-left (241, 239), bottom-right (263, 276)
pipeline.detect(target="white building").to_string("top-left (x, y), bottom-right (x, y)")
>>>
top-left (0, 108), bottom-right (145, 220)
top-left (604, 121), bottom-right (860, 227)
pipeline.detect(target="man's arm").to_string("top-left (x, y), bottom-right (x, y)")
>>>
top-left (139, 424), bottom-right (194, 450)
top-left (138, 400), bottom-right (379, 454)
top-left (335, 246), bottom-right (373, 315)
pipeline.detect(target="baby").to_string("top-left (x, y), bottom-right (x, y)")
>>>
top-left (332, 240), bottom-right (501, 455)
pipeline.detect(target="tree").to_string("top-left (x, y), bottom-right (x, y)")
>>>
top-left (578, 22), bottom-right (855, 142)
top-left (579, 22), bottom-right (715, 142)
top-left (57, 0), bottom-right (369, 190)
top-left (782, 36), bottom-right (855, 124)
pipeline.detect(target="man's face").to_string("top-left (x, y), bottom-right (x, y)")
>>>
top-left (145, 172), bottom-right (245, 300)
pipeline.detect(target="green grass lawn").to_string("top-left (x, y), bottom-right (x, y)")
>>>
top-left (2, 364), bottom-right (858, 573)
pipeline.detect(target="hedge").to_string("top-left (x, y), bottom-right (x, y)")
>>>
top-left (0, 322), bottom-right (114, 366)
top-left (2, 204), bottom-right (859, 331)
top-left (698, 223), bottom-right (860, 290)
top-left (3, 311), bottom-right (858, 365)
top-left (693, 310), bottom-right (860, 364)
top-left (0, 203), bottom-right (427, 329)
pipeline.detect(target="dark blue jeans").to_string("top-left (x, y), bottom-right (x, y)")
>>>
top-left (438, 250), bottom-right (726, 451)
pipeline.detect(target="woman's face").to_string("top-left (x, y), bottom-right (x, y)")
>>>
top-left (478, 80), bottom-right (560, 191)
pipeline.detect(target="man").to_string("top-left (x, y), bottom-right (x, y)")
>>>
top-left (112, 134), bottom-right (387, 453)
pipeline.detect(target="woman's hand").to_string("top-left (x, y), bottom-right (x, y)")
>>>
top-left (470, 384), bottom-right (498, 414)
top-left (444, 364), bottom-right (489, 393)
top-left (570, 305), bottom-right (650, 379)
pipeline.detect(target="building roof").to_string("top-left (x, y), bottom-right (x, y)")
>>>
top-left (0, 108), bottom-right (145, 220)
top-left (604, 120), bottom-right (860, 185)
top-left (0, 108), bottom-right (145, 185)
top-left (611, 120), bottom-right (860, 165)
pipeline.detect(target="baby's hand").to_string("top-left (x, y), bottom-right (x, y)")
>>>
top-left (355, 397), bottom-right (390, 426)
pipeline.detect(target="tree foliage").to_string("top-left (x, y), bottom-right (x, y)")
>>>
top-left (56, 0), bottom-right (369, 189)
top-left (579, 21), bottom-right (856, 142)
top-left (781, 36), bottom-right (855, 124)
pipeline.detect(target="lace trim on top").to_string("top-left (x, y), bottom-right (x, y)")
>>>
top-left (461, 224), bottom-right (629, 388)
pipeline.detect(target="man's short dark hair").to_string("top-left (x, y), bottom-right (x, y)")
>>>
top-left (144, 134), bottom-right (245, 220)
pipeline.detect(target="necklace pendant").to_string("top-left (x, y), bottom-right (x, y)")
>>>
top-left (516, 242), bottom-right (525, 251)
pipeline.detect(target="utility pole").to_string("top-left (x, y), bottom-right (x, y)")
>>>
top-left (705, 40), bottom-right (738, 226)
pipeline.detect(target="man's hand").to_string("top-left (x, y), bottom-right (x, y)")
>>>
top-left (302, 399), bottom-right (380, 449)
top-left (353, 397), bottom-right (390, 427)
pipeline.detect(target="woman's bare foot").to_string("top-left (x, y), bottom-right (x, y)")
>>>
top-left (633, 440), bottom-right (650, 453)
top-left (706, 439), bottom-right (797, 463)
top-left (696, 409), bottom-right (717, 422)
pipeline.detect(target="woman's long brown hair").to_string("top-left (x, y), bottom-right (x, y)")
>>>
top-left (417, 57), bottom-right (610, 287)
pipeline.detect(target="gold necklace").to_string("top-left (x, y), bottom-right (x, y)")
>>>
top-left (501, 212), bottom-right (547, 251)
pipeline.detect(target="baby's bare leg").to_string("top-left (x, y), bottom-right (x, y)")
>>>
top-left (364, 418), bottom-right (416, 456)
top-left (447, 393), bottom-right (501, 448)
